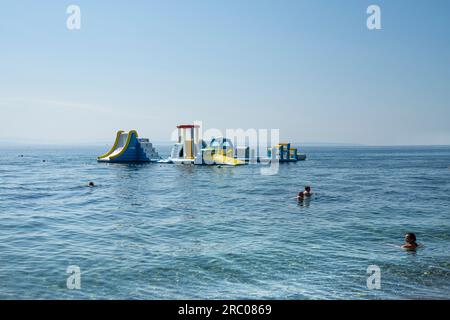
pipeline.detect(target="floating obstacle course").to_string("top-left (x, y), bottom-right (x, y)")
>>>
top-left (98, 125), bottom-right (306, 164)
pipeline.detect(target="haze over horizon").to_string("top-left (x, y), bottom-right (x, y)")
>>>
top-left (1, 0), bottom-right (450, 146)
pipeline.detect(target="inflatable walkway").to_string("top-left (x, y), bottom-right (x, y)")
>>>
top-left (211, 154), bottom-right (245, 166)
top-left (98, 130), bottom-right (160, 163)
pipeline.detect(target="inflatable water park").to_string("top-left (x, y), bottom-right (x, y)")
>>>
top-left (98, 124), bottom-right (306, 165)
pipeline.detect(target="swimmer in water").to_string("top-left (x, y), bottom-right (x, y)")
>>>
top-left (402, 233), bottom-right (418, 250)
top-left (88, 181), bottom-right (95, 187)
top-left (296, 192), bottom-right (305, 201)
top-left (303, 186), bottom-right (312, 197)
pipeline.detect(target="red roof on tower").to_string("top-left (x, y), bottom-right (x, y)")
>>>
top-left (176, 125), bottom-right (200, 129)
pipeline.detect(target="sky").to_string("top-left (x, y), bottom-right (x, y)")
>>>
top-left (0, 0), bottom-right (449, 145)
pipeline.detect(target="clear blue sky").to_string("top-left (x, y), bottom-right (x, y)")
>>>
top-left (1, 0), bottom-right (449, 145)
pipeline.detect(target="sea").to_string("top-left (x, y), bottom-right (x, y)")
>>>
top-left (0, 145), bottom-right (449, 299)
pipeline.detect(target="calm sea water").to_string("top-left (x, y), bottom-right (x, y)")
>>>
top-left (0, 145), bottom-right (449, 299)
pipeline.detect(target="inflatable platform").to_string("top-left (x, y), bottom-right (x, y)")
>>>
top-left (168, 125), bottom-right (245, 166)
top-left (98, 130), bottom-right (160, 163)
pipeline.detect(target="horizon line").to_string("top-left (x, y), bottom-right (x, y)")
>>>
top-left (1, 140), bottom-right (449, 148)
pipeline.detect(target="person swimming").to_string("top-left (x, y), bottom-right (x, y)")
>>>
top-left (303, 186), bottom-right (312, 197)
top-left (402, 233), bottom-right (418, 250)
top-left (88, 181), bottom-right (95, 187)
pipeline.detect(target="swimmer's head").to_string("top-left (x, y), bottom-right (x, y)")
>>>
top-left (405, 233), bottom-right (417, 244)
top-left (304, 186), bottom-right (311, 192)
top-left (88, 181), bottom-right (95, 187)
